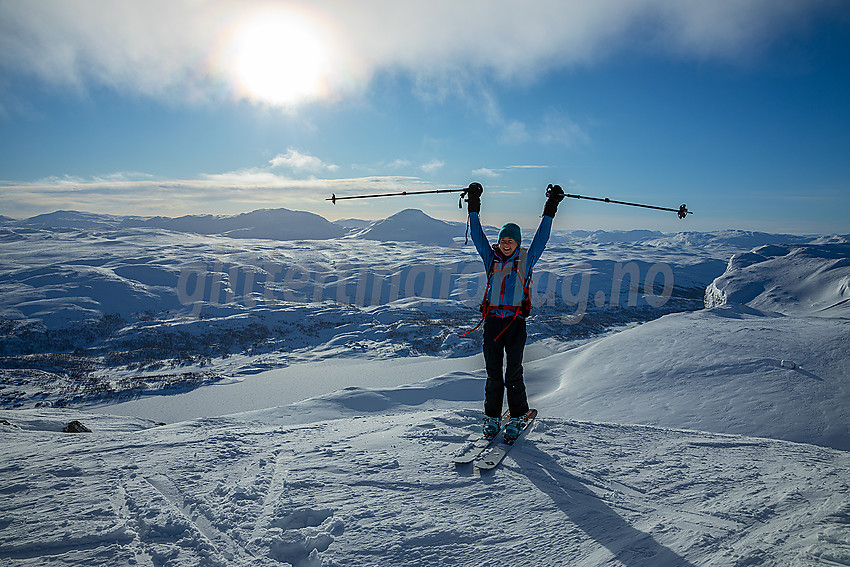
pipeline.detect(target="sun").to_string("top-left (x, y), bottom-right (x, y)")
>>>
top-left (229, 10), bottom-right (330, 106)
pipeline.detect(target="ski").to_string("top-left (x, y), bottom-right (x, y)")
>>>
top-left (475, 409), bottom-right (537, 470)
top-left (452, 410), bottom-right (510, 465)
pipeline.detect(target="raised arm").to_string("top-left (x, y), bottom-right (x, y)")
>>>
top-left (525, 184), bottom-right (565, 273)
top-left (464, 183), bottom-right (494, 269)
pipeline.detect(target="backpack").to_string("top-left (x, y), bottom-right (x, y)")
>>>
top-left (479, 251), bottom-right (532, 318)
top-left (458, 249), bottom-right (533, 340)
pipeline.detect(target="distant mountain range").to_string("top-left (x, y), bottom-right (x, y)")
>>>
top-left (1, 208), bottom-right (846, 247)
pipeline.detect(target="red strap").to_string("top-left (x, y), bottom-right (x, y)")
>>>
top-left (491, 308), bottom-right (520, 342)
top-left (459, 302), bottom-right (521, 340)
top-left (458, 311), bottom-right (487, 338)
top-left (458, 251), bottom-right (527, 339)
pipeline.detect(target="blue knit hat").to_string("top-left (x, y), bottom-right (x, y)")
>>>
top-left (498, 222), bottom-right (521, 246)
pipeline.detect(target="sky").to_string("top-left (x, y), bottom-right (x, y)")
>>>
top-left (1, 0), bottom-right (849, 234)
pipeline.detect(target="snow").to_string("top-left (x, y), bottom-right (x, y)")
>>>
top-left (705, 243), bottom-right (850, 317)
top-left (119, 208), bottom-right (348, 240)
top-left (1, 208), bottom-right (849, 566)
top-left (345, 208), bottom-right (465, 246)
top-left (3, 405), bottom-right (849, 566)
top-left (95, 355), bottom-right (484, 424)
top-left (535, 308), bottom-right (850, 450)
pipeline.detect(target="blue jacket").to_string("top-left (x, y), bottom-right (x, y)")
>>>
top-left (469, 212), bottom-right (552, 318)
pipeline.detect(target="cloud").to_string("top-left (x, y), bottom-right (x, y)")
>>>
top-left (420, 159), bottom-right (445, 174)
top-left (191, 149), bottom-right (337, 190)
top-left (472, 168), bottom-right (501, 178)
top-left (386, 158), bottom-right (412, 170)
top-left (1, 0), bottom-right (843, 108)
top-left (0, 171), bottom-right (431, 217)
top-left (269, 149), bottom-right (339, 174)
top-left (0, 150), bottom-right (427, 217)
top-left (472, 164), bottom-right (554, 178)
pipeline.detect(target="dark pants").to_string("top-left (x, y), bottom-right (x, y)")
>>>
top-left (483, 316), bottom-right (529, 418)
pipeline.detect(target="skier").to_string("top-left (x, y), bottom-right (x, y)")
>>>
top-left (464, 182), bottom-right (564, 441)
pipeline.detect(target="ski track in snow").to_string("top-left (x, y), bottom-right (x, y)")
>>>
top-left (1, 408), bottom-right (850, 566)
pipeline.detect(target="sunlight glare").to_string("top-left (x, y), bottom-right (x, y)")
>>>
top-left (230, 10), bottom-right (330, 107)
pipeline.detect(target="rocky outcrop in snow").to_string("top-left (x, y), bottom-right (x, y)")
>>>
top-left (62, 420), bottom-right (92, 433)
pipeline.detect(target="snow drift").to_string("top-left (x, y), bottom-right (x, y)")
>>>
top-left (705, 243), bottom-right (850, 317)
top-left (534, 307), bottom-right (850, 450)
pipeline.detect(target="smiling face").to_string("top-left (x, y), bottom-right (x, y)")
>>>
top-left (498, 237), bottom-right (518, 257)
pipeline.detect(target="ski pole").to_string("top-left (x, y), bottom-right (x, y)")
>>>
top-left (553, 186), bottom-right (693, 219)
top-left (327, 188), bottom-right (466, 205)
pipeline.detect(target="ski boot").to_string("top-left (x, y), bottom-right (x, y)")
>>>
top-left (483, 415), bottom-right (501, 439)
top-left (504, 410), bottom-right (533, 442)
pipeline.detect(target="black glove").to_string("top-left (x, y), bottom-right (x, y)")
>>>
top-left (464, 182), bottom-right (483, 214)
top-left (543, 184), bottom-right (564, 218)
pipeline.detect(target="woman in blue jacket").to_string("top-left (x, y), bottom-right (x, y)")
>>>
top-left (464, 182), bottom-right (564, 440)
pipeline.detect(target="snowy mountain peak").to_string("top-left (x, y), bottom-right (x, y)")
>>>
top-left (583, 229), bottom-right (667, 243)
top-left (19, 210), bottom-right (125, 229)
top-left (120, 208), bottom-right (346, 240)
top-left (349, 208), bottom-right (463, 246)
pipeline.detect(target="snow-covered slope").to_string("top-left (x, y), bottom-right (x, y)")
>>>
top-left (347, 208), bottom-right (464, 246)
top-left (2, 209), bottom-right (849, 565)
top-left (119, 208), bottom-right (347, 240)
top-left (533, 307), bottom-right (850, 450)
top-left (643, 229), bottom-right (815, 250)
top-left (331, 217), bottom-right (373, 231)
top-left (530, 241), bottom-right (850, 450)
top-left (2, 209), bottom-right (729, 408)
top-left (705, 243), bottom-right (850, 317)
top-left (2, 393), bottom-right (849, 566)
top-left (4, 208), bottom-right (349, 239)
top-left (14, 210), bottom-right (127, 230)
